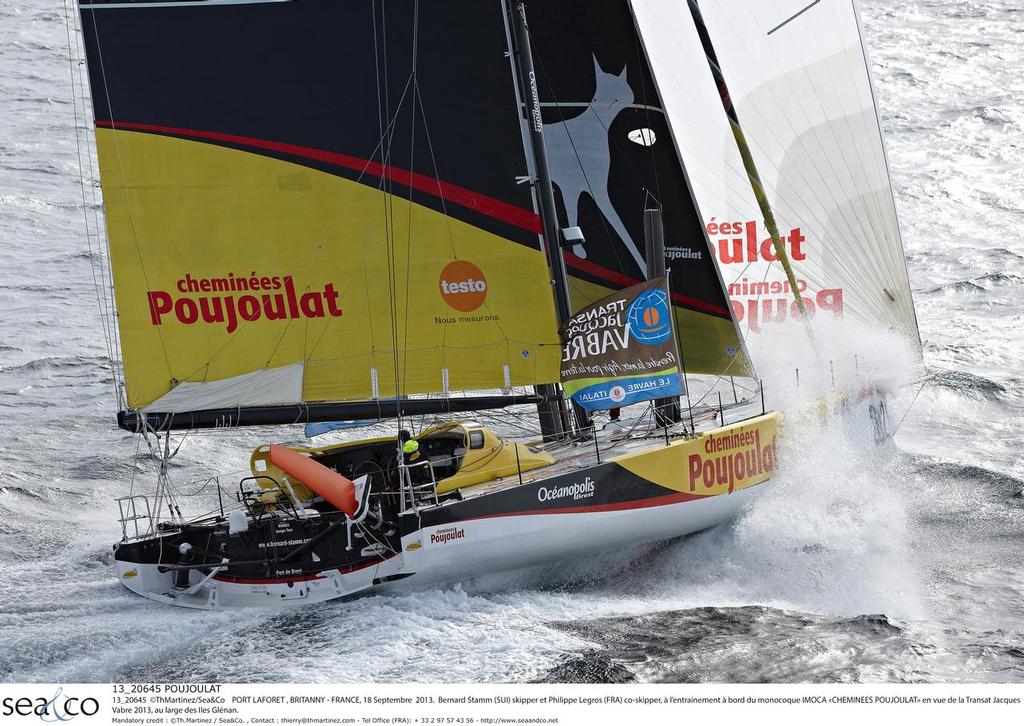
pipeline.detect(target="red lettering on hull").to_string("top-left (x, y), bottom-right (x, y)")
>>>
top-left (687, 429), bottom-right (778, 493)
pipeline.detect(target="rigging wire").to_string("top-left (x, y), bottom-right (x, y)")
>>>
top-left (62, 0), bottom-right (123, 409)
top-left (399, 0), bottom-right (420, 403)
top-left (890, 377), bottom-right (929, 438)
top-left (82, 2), bottom-right (176, 385)
top-left (374, 0), bottom-right (405, 437)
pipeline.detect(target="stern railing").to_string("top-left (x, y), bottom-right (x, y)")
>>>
top-left (115, 494), bottom-right (153, 541)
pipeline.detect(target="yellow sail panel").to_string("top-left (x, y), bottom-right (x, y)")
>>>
top-left (97, 130), bottom-right (561, 410)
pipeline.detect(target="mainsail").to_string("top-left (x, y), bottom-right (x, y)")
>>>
top-left (632, 0), bottom-right (921, 345)
top-left (520, 0), bottom-right (751, 378)
top-left (79, 0), bottom-right (564, 421)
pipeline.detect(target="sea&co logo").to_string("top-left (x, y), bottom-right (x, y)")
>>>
top-left (2, 688), bottom-right (99, 721)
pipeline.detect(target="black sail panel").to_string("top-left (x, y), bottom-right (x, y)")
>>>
top-left (78, 0), bottom-right (564, 413)
top-left (523, 0), bottom-right (750, 376)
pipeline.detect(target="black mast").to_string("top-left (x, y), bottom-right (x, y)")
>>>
top-left (508, 0), bottom-right (576, 441)
top-left (643, 205), bottom-right (682, 426)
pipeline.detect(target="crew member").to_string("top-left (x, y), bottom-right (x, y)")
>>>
top-left (398, 429), bottom-right (426, 485)
top-left (398, 429), bottom-right (422, 465)
top-left (604, 407), bottom-right (623, 430)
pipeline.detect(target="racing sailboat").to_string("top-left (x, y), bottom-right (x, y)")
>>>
top-left (69, 0), bottom-right (913, 608)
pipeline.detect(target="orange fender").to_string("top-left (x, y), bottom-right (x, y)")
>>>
top-left (268, 444), bottom-right (357, 517)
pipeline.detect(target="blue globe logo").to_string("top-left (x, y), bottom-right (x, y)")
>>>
top-left (627, 289), bottom-right (672, 345)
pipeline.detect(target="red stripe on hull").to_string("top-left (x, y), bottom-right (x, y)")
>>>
top-left (460, 489), bottom-right (718, 522)
top-left (213, 573), bottom-right (326, 585)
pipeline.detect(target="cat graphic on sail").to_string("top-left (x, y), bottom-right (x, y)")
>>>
top-left (544, 57), bottom-right (645, 274)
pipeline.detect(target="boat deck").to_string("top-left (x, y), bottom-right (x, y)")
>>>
top-left (169, 398), bottom-right (768, 526)
top-left (445, 398), bottom-right (765, 505)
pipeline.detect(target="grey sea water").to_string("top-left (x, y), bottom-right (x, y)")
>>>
top-left (1, 0), bottom-right (1022, 683)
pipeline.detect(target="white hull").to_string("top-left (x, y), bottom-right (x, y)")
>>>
top-left (117, 480), bottom-right (766, 609)
top-left (114, 388), bottom-right (893, 610)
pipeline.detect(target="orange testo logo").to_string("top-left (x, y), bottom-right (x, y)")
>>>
top-left (439, 260), bottom-right (487, 312)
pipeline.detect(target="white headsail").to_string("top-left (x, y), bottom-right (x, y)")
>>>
top-left (632, 0), bottom-right (920, 348)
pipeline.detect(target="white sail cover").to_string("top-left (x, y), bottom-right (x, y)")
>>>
top-left (141, 363), bottom-right (304, 414)
top-left (632, 0), bottom-right (920, 347)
